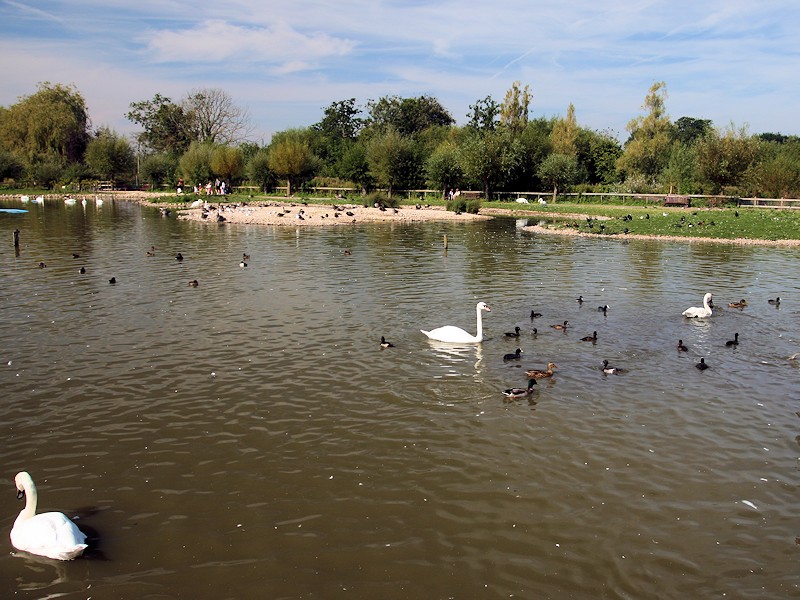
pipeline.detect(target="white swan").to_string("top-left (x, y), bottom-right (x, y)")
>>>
top-left (682, 293), bottom-right (713, 318)
top-left (421, 301), bottom-right (491, 343)
top-left (10, 471), bottom-right (87, 560)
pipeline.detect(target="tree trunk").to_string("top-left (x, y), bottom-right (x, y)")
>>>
top-left (552, 183), bottom-right (558, 203)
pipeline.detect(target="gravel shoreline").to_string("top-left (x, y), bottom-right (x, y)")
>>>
top-left (175, 201), bottom-right (492, 226)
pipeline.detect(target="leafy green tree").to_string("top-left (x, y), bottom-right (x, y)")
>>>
top-left (366, 95), bottom-right (454, 137)
top-left (458, 129), bottom-right (521, 199)
top-left (312, 98), bottom-right (364, 174)
top-left (660, 143), bottom-right (697, 194)
top-left (0, 149), bottom-right (24, 181)
top-left (29, 158), bottom-right (65, 189)
top-left (85, 127), bottom-right (135, 182)
top-left (749, 154), bottom-right (800, 198)
top-left (550, 103), bottom-right (578, 156)
top-left (425, 142), bottom-right (464, 199)
top-left (695, 124), bottom-right (761, 193)
top-left (467, 96), bottom-right (500, 131)
top-left (126, 94), bottom-right (194, 155)
top-left (246, 149), bottom-right (275, 193)
top-left (268, 129), bottom-right (320, 196)
top-left (575, 128), bottom-right (622, 185)
top-left (499, 81), bottom-right (531, 134)
top-left (366, 128), bottom-right (420, 197)
top-left (140, 153), bottom-right (177, 189)
top-left (0, 82), bottom-right (89, 164)
top-left (336, 141), bottom-right (373, 194)
top-left (617, 81), bottom-right (672, 183)
top-left (672, 117), bottom-right (712, 146)
top-left (211, 145), bottom-right (244, 186)
top-left (179, 142), bottom-right (215, 186)
top-left (538, 153), bottom-right (579, 201)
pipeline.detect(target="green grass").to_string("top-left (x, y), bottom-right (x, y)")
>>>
top-left (494, 202), bottom-right (800, 241)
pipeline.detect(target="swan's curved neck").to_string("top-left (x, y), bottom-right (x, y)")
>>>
top-left (18, 479), bottom-right (37, 521)
top-left (475, 305), bottom-right (484, 342)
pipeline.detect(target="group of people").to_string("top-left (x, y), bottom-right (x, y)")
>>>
top-left (177, 177), bottom-right (230, 196)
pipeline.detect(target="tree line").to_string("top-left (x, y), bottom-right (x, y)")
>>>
top-left (1, 81), bottom-right (799, 199)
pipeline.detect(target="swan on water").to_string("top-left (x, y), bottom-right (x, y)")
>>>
top-left (421, 302), bottom-right (491, 343)
top-left (682, 293), bottom-right (713, 318)
top-left (10, 471), bottom-right (87, 560)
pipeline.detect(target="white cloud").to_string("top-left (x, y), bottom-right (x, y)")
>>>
top-left (140, 20), bottom-right (356, 72)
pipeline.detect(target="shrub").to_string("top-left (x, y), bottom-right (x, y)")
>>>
top-left (446, 198), bottom-right (481, 214)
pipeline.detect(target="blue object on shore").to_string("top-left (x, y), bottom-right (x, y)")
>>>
top-left (0, 208), bottom-right (28, 213)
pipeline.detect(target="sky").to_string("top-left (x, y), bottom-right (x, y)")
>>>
top-left (1, 0), bottom-right (798, 145)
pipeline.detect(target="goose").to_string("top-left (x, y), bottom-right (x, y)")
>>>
top-left (682, 293), bottom-right (713, 318)
top-left (503, 379), bottom-right (537, 399)
top-left (20, 195), bottom-right (29, 203)
top-left (597, 305), bottom-right (609, 313)
top-left (503, 348), bottom-right (522, 361)
top-left (530, 327), bottom-right (538, 335)
top-left (601, 360), bottom-right (625, 375)
top-left (525, 362), bottom-right (557, 379)
top-left (551, 321), bottom-right (569, 331)
top-left (768, 297), bottom-right (781, 306)
top-left (696, 357), bottom-right (709, 370)
top-left (725, 332), bottom-right (739, 347)
top-left (64, 197), bottom-right (76, 205)
top-left (530, 310), bottom-right (542, 319)
top-left (576, 296), bottom-right (584, 304)
top-left (10, 471), bottom-right (87, 560)
top-left (580, 331), bottom-right (598, 342)
top-left (380, 336), bottom-right (394, 348)
top-left (677, 339), bottom-right (688, 352)
top-left (421, 302), bottom-right (492, 343)
top-left (505, 326), bottom-right (521, 338)
top-left (728, 299), bottom-right (747, 309)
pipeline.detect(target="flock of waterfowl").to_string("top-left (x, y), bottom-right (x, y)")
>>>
top-left (382, 292), bottom-right (790, 401)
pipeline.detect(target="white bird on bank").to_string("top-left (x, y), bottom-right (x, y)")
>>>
top-left (10, 471), bottom-right (88, 560)
top-left (682, 293), bottom-right (713, 318)
top-left (421, 301), bottom-right (492, 343)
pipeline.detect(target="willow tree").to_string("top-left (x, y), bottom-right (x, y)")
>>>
top-left (0, 82), bottom-right (90, 164)
top-left (268, 129), bottom-right (320, 196)
top-left (695, 124), bottom-right (761, 194)
top-left (85, 127), bottom-right (135, 182)
top-left (617, 82), bottom-right (672, 183)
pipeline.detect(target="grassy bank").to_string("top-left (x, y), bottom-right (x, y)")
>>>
top-left (489, 201), bottom-right (800, 241)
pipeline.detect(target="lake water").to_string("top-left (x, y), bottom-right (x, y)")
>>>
top-left (1, 198), bottom-right (799, 599)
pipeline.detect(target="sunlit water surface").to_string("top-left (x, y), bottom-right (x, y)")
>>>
top-left (1, 199), bottom-right (799, 599)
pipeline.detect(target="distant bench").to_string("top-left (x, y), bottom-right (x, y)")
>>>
top-left (457, 191), bottom-right (482, 200)
top-left (663, 195), bottom-right (690, 207)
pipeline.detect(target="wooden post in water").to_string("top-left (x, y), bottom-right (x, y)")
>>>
top-left (443, 234), bottom-right (448, 250)
top-left (13, 229), bottom-right (20, 248)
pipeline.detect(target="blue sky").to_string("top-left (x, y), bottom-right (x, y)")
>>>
top-left (1, 0), bottom-right (798, 144)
